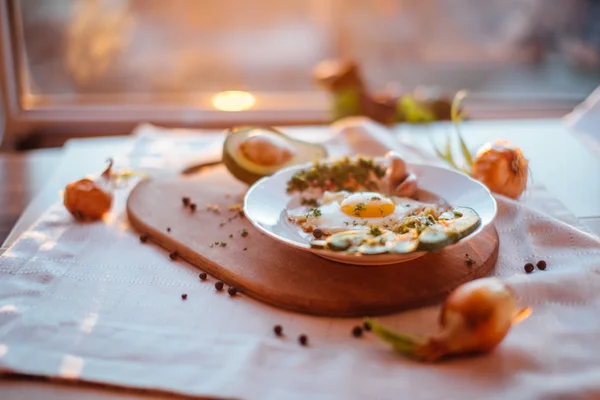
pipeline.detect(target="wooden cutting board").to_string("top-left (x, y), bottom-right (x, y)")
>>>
top-left (126, 165), bottom-right (499, 317)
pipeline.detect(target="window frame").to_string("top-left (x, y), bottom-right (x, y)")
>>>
top-left (0, 0), bottom-right (582, 149)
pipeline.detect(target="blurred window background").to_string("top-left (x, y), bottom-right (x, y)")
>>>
top-left (2, 0), bottom-right (600, 147)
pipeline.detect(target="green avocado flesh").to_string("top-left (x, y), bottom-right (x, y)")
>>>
top-left (223, 126), bottom-right (328, 185)
top-left (417, 207), bottom-right (481, 251)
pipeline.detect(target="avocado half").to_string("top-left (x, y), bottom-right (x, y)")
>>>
top-left (222, 126), bottom-right (328, 185)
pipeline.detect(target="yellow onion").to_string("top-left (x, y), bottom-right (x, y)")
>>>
top-left (471, 140), bottom-right (528, 199)
top-left (63, 160), bottom-right (115, 222)
top-left (365, 277), bottom-right (531, 362)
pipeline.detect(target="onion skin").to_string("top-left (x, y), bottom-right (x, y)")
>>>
top-left (472, 140), bottom-right (528, 199)
top-left (366, 277), bottom-right (531, 362)
top-left (426, 278), bottom-right (520, 360)
top-left (63, 161), bottom-right (114, 222)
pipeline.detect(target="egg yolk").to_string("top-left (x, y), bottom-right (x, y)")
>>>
top-left (340, 193), bottom-right (395, 218)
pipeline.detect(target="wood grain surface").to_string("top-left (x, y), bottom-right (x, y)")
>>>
top-left (126, 165), bottom-right (499, 317)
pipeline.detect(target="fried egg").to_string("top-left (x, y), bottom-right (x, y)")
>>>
top-left (288, 190), bottom-right (436, 235)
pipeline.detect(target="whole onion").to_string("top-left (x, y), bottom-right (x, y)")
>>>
top-left (365, 277), bottom-right (531, 362)
top-left (471, 140), bottom-right (529, 199)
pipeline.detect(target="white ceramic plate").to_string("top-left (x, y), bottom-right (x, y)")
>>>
top-left (244, 160), bottom-right (497, 266)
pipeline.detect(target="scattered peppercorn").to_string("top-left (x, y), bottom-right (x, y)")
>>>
top-left (215, 281), bottom-right (224, 291)
top-left (352, 326), bottom-right (363, 338)
top-left (273, 325), bottom-right (283, 336)
top-left (243, 247), bottom-right (248, 251)
top-left (524, 263), bottom-right (534, 273)
top-left (240, 229), bottom-right (248, 237)
top-left (199, 272), bottom-right (207, 280)
top-left (169, 251), bottom-right (178, 260)
top-left (228, 286), bottom-right (238, 296)
top-left (465, 254), bottom-right (475, 266)
top-left (167, 227), bottom-right (171, 232)
top-left (139, 233), bottom-right (149, 243)
top-left (313, 228), bottom-right (323, 238)
top-left (182, 197), bottom-right (191, 207)
top-left (298, 334), bottom-right (308, 346)
top-left (363, 321), bottom-right (372, 331)
top-left (181, 293), bottom-right (187, 300)
top-left (190, 203), bottom-right (197, 212)
top-left (229, 234), bottom-right (233, 238)
top-left (219, 241), bottom-right (227, 247)
top-left (537, 260), bottom-right (547, 270)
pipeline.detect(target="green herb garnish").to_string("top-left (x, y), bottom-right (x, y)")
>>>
top-left (353, 203), bottom-right (367, 216)
top-left (306, 208), bottom-right (322, 218)
top-left (286, 156), bottom-right (386, 194)
top-left (369, 225), bottom-right (383, 236)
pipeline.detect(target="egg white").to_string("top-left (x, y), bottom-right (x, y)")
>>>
top-left (288, 190), bottom-right (435, 235)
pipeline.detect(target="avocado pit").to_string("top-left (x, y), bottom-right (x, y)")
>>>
top-left (239, 134), bottom-right (296, 167)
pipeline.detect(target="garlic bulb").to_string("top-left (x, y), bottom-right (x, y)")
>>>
top-left (380, 151), bottom-right (418, 198)
top-left (366, 277), bottom-right (531, 362)
top-left (471, 140), bottom-right (528, 199)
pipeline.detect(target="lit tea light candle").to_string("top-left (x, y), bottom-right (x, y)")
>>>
top-left (211, 91), bottom-right (256, 112)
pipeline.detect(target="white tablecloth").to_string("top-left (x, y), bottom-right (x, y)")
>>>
top-left (2, 122), bottom-right (600, 400)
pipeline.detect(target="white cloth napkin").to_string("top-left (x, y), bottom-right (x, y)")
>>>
top-left (564, 85), bottom-right (600, 158)
top-left (2, 120), bottom-right (600, 400)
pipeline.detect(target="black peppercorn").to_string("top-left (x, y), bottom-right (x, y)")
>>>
top-left (139, 233), bottom-right (149, 243)
top-left (228, 286), bottom-right (238, 296)
top-left (273, 325), bottom-right (283, 336)
top-left (199, 272), bottom-right (207, 280)
top-left (181, 294), bottom-right (187, 300)
top-left (313, 228), bottom-right (323, 239)
top-left (537, 260), bottom-right (547, 270)
top-left (298, 334), bottom-right (308, 346)
top-left (190, 203), bottom-right (197, 212)
top-left (167, 227), bottom-right (171, 232)
top-left (215, 281), bottom-right (224, 291)
top-left (352, 326), bottom-right (363, 338)
top-left (169, 251), bottom-right (178, 260)
top-left (524, 263), bottom-right (534, 273)
top-left (182, 197), bottom-right (191, 207)
top-left (363, 321), bottom-right (372, 331)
